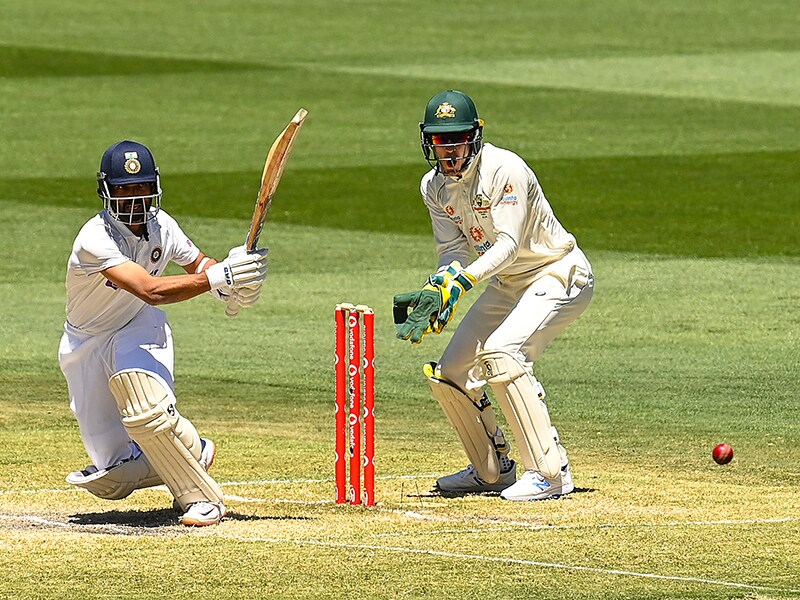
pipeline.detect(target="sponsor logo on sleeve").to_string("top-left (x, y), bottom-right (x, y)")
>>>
top-left (150, 246), bottom-right (163, 263)
top-left (469, 226), bottom-right (484, 242)
top-left (474, 241), bottom-right (493, 256)
top-left (499, 195), bottom-right (518, 206)
top-left (444, 204), bottom-right (463, 224)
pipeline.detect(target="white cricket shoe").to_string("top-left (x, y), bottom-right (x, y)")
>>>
top-left (436, 460), bottom-right (517, 493)
top-left (180, 502), bottom-right (226, 527)
top-left (500, 461), bottom-right (574, 501)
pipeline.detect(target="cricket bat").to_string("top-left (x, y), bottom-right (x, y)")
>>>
top-left (226, 108), bottom-right (308, 317)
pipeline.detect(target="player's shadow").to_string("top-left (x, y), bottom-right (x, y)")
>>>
top-left (422, 485), bottom-right (596, 499)
top-left (70, 508), bottom-right (177, 528)
top-left (70, 509), bottom-right (309, 530)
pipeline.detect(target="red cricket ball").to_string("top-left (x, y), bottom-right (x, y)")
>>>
top-left (712, 443), bottom-right (734, 465)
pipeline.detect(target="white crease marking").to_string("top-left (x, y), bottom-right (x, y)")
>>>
top-left (221, 534), bottom-right (800, 594)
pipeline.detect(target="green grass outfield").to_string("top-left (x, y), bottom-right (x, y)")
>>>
top-left (1, 1), bottom-right (799, 598)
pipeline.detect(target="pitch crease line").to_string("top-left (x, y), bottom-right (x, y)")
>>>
top-left (221, 534), bottom-right (800, 594)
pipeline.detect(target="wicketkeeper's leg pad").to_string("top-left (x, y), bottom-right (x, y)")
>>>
top-left (478, 350), bottom-right (560, 478)
top-left (66, 452), bottom-right (163, 500)
top-left (425, 362), bottom-right (508, 484)
top-left (107, 369), bottom-right (224, 511)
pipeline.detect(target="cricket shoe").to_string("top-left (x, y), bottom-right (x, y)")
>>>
top-left (181, 502), bottom-right (226, 527)
top-left (500, 461), bottom-right (574, 501)
top-left (436, 460), bottom-right (517, 493)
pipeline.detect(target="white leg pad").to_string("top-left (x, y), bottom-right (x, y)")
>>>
top-left (425, 362), bottom-right (507, 483)
top-left (108, 369), bottom-right (224, 510)
top-left (478, 350), bottom-right (560, 478)
top-left (66, 453), bottom-right (162, 500)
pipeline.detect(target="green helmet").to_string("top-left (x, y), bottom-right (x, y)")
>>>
top-left (420, 90), bottom-right (482, 134)
top-left (420, 90), bottom-right (484, 174)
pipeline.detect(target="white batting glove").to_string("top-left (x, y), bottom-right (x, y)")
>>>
top-left (205, 248), bottom-right (268, 291)
top-left (208, 287), bottom-right (232, 303)
top-left (227, 244), bottom-right (248, 258)
top-left (231, 284), bottom-right (262, 308)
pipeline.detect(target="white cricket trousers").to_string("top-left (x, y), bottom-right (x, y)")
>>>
top-left (58, 306), bottom-right (175, 470)
top-left (438, 246), bottom-right (594, 398)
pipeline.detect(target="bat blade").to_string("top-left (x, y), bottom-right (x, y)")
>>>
top-left (226, 108), bottom-right (308, 317)
top-left (244, 108), bottom-right (308, 252)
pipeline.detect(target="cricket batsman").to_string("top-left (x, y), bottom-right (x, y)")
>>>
top-left (393, 91), bottom-right (594, 500)
top-left (60, 140), bottom-right (267, 525)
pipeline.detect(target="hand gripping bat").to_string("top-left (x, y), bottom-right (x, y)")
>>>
top-left (226, 108), bottom-right (308, 317)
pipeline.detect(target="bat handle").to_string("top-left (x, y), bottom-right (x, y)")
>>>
top-left (225, 296), bottom-right (240, 318)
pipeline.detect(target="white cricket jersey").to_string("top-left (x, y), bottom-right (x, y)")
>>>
top-left (65, 210), bottom-right (200, 334)
top-left (421, 143), bottom-right (576, 282)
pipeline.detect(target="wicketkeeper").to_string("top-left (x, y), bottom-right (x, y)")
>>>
top-left (60, 140), bottom-right (267, 525)
top-left (394, 91), bottom-right (594, 500)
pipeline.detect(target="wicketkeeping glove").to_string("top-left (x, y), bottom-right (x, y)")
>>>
top-left (393, 261), bottom-right (476, 344)
top-left (393, 287), bottom-right (440, 344)
top-left (428, 261), bottom-right (476, 332)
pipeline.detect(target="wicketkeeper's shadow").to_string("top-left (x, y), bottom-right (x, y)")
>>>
top-left (425, 485), bottom-right (597, 499)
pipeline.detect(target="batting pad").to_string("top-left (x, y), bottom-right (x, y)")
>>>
top-left (108, 369), bottom-right (224, 510)
top-left (478, 350), bottom-right (560, 478)
top-left (66, 453), bottom-right (163, 500)
top-left (425, 362), bottom-right (502, 484)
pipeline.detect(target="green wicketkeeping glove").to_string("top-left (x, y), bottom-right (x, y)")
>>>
top-left (393, 287), bottom-right (441, 344)
top-left (428, 261), bottom-right (476, 332)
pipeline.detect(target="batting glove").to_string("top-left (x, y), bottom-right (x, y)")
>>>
top-left (205, 248), bottom-right (268, 291)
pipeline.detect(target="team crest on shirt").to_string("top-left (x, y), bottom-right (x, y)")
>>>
top-left (150, 246), bottom-right (163, 263)
top-left (124, 151), bottom-right (141, 174)
top-left (435, 102), bottom-right (456, 119)
top-left (472, 194), bottom-right (491, 217)
top-left (503, 183), bottom-right (514, 194)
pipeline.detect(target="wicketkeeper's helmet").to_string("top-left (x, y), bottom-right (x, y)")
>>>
top-left (420, 90), bottom-right (484, 173)
top-left (97, 140), bottom-right (162, 224)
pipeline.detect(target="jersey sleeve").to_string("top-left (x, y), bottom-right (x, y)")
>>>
top-left (465, 160), bottom-right (531, 281)
top-left (162, 213), bottom-right (201, 266)
top-left (74, 233), bottom-right (129, 276)
top-left (421, 172), bottom-right (472, 270)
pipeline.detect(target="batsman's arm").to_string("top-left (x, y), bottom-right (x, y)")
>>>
top-left (103, 260), bottom-right (213, 305)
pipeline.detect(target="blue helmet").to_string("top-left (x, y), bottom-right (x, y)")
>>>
top-left (97, 140), bottom-right (162, 224)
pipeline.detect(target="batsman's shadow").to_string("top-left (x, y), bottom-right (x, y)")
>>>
top-left (70, 509), bottom-right (310, 531)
